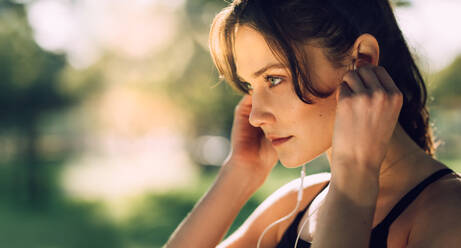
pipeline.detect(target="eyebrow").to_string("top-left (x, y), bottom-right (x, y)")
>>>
top-left (237, 63), bottom-right (287, 82)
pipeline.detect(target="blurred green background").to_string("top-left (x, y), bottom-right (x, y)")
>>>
top-left (0, 0), bottom-right (460, 247)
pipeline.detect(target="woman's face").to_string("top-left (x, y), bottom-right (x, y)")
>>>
top-left (233, 25), bottom-right (349, 168)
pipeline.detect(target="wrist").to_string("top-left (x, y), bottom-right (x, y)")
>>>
top-left (220, 160), bottom-right (265, 194)
top-left (330, 162), bottom-right (380, 206)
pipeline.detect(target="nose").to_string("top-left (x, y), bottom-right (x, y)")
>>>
top-left (248, 91), bottom-right (276, 127)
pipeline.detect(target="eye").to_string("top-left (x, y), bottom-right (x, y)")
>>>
top-left (265, 75), bottom-right (284, 88)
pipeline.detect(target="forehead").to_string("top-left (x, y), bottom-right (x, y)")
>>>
top-left (233, 25), bottom-right (281, 79)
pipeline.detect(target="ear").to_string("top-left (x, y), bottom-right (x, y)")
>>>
top-left (351, 33), bottom-right (380, 68)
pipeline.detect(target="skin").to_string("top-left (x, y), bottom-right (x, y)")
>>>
top-left (230, 24), bottom-right (461, 247)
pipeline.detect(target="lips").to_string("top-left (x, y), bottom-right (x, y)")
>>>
top-left (270, 136), bottom-right (293, 146)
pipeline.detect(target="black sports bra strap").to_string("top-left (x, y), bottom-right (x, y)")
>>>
top-left (376, 168), bottom-right (454, 228)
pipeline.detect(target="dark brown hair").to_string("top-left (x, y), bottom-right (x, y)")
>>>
top-left (209, 0), bottom-right (439, 157)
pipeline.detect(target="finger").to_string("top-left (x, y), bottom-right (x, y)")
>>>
top-left (373, 66), bottom-right (401, 94)
top-left (357, 66), bottom-right (386, 92)
top-left (240, 94), bottom-right (252, 105)
top-left (336, 81), bottom-right (353, 102)
top-left (342, 70), bottom-right (368, 94)
top-left (237, 95), bottom-right (252, 110)
top-left (235, 95), bottom-right (252, 117)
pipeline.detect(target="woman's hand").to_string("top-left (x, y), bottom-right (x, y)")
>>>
top-left (312, 65), bottom-right (403, 248)
top-left (223, 95), bottom-right (278, 188)
top-left (330, 65), bottom-right (403, 190)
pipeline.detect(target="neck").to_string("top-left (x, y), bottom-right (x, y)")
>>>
top-left (377, 124), bottom-right (428, 190)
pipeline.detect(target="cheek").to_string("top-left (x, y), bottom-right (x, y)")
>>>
top-left (277, 75), bottom-right (340, 167)
top-left (298, 97), bottom-right (337, 130)
top-left (298, 108), bottom-right (335, 142)
top-left (289, 100), bottom-right (337, 162)
top-left (313, 97), bottom-right (337, 140)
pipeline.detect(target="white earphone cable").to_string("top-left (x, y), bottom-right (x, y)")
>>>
top-left (256, 165), bottom-right (306, 248)
top-left (293, 186), bottom-right (324, 247)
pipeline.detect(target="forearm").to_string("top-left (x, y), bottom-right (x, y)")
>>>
top-left (164, 162), bottom-right (260, 248)
top-left (312, 167), bottom-right (379, 248)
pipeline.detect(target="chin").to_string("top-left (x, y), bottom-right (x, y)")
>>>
top-left (278, 155), bottom-right (308, 168)
top-left (278, 151), bottom-right (324, 168)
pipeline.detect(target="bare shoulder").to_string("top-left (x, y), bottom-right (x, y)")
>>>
top-left (408, 171), bottom-right (461, 247)
top-left (272, 172), bottom-right (331, 203)
top-left (261, 172), bottom-right (332, 220)
top-left (217, 172), bottom-right (330, 248)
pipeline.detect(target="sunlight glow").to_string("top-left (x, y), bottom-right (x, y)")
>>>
top-left (395, 0), bottom-right (461, 72)
top-left (26, 0), bottom-right (182, 68)
top-left (60, 87), bottom-right (197, 204)
top-left (192, 135), bottom-right (230, 166)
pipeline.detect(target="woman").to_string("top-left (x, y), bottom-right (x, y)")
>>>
top-left (165, 0), bottom-right (461, 247)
